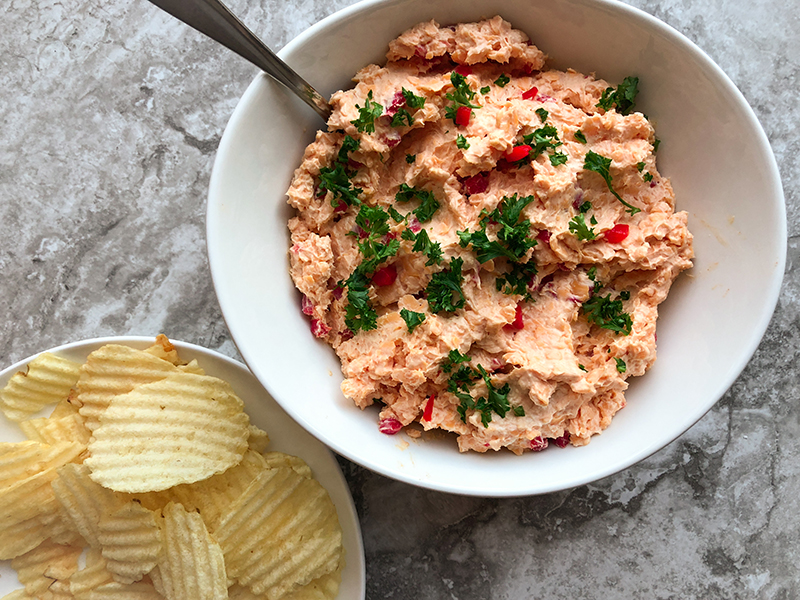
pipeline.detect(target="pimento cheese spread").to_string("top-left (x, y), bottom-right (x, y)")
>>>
top-left (286, 17), bottom-right (693, 454)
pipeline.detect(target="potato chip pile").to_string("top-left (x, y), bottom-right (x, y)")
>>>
top-left (0, 335), bottom-right (345, 600)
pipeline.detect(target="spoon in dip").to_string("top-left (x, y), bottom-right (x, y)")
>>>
top-left (147, 0), bottom-right (332, 120)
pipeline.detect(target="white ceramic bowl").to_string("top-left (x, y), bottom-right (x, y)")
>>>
top-left (207, 0), bottom-right (786, 496)
top-left (0, 338), bottom-right (366, 599)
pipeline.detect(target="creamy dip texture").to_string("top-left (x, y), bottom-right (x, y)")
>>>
top-left (286, 17), bottom-right (693, 454)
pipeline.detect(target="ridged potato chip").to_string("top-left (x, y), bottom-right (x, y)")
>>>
top-left (215, 468), bottom-right (343, 600)
top-left (75, 345), bottom-right (178, 431)
top-left (0, 353), bottom-right (81, 422)
top-left (228, 562), bottom-right (343, 600)
top-left (247, 424), bottom-right (270, 453)
top-left (52, 463), bottom-right (126, 548)
top-left (98, 501), bottom-right (162, 584)
top-left (11, 539), bottom-right (82, 597)
top-left (152, 502), bottom-right (226, 600)
top-left (86, 581), bottom-right (165, 599)
top-left (69, 548), bottom-right (115, 600)
top-left (143, 335), bottom-right (182, 366)
top-left (85, 372), bottom-right (250, 493)
top-left (166, 449), bottom-right (268, 531)
top-left (20, 411), bottom-right (91, 448)
top-left (261, 452), bottom-right (312, 480)
top-left (0, 441), bottom-right (84, 529)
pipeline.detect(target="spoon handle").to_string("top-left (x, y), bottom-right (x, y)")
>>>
top-left (147, 0), bottom-right (332, 121)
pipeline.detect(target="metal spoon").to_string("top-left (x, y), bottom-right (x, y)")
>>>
top-left (147, 0), bottom-right (332, 121)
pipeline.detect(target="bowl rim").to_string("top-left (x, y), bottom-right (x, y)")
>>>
top-left (207, 0), bottom-right (787, 496)
top-left (0, 336), bottom-right (367, 598)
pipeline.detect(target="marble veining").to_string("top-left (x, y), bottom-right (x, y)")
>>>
top-left (1, 0), bottom-right (798, 598)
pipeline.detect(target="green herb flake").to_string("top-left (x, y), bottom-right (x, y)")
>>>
top-left (405, 154), bottom-right (417, 164)
top-left (395, 183), bottom-right (440, 223)
top-left (549, 151), bottom-right (568, 166)
top-left (513, 405), bottom-right (525, 417)
top-left (408, 228), bottom-right (443, 266)
top-left (643, 172), bottom-right (654, 182)
top-left (578, 364), bottom-right (588, 372)
top-left (456, 134), bottom-right (470, 150)
top-left (495, 260), bottom-right (538, 299)
top-left (400, 308), bottom-right (426, 333)
top-left (318, 135), bottom-right (362, 208)
top-left (494, 73), bottom-right (510, 88)
top-left (582, 293), bottom-right (633, 335)
top-left (480, 86), bottom-right (491, 95)
top-left (569, 213), bottom-right (597, 241)
top-left (344, 269), bottom-right (377, 332)
top-left (444, 72), bottom-right (480, 123)
top-left (350, 90), bottom-right (383, 133)
top-left (574, 130), bottom-right (587, 144)
top-left (636, 161), bottom-right (646, 172)
top-left (390, 108), bottom-right (413, 127)
top-left (579, 201), bottom-right (592, 213)
top-left (615, 357), bottom-right (627, 373)
top-left (401, 87), bottom-right (426, 109)
top-left (426, 257), bottom-right (466, 313)
top-left (442, 349), bottom-right (471, 373)
top-left (653, 138), bottom-right (661, 152)
top-left (535, 107), bottom-right (549, 123)
top-left (620, 290), bottom-right (631, 301)
top-left (583, 151), bottom-right (641, 215)
top-left (596, 76), bottom-right (639, 115)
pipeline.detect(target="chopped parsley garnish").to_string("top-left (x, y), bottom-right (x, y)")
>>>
top-left (535, 107), bottom-right (549, 122)
top-left (494, 73), bottom-right (510, 87)
top-left (513, 405), bottom-right (525, 417)
top-left (522, 125), bottom-right (563, 163)
top-left (351, 90), bottom-right (383, 133)
top-left (578, 201), bottom-right (592, 213)
top-left (578, 364), bottom-right (588, 372)
top-left (401, 88), bottom-right (426, 109)
top-left (484, 194), bottom-right (538, 261)
top-left (400, 308), bottom-right (426, 333)
top-left (582, 292), bottom-right (633, 335)
top-left (457, 229), bottom-right (517, 262)
top-left (395, 183), bottom-right (440, 223)
top-left (643, 172), bottom-right (653, 183)
top-left (587, 266), bottom-right (597, 281)
top-left (495, 261), bottom-right (538, 299)
top-left (388, 205), bottom-right (405, 223)
top-left (441, 349), bottom-right (471, 373)
top-left (583, 151), bottom-right (641, 215)
top-left (456, 134), bottom-right (470, 149)
top-left (653, 138), bottom-right (661, 152)
top-left (456, 365), bottom-right (511, 427)
top-left (549, 151), bottom-right (568, 166)
top-left (596, 76), bottom-right (639, 115)
top-left (391, 108), bottom-right (413, 127)
top-left (480, 86), bottom-right (491, 95)
top-left (318, 135), bottom-right (362, 208)
top-left (406, 154), bottom-right (416, 164)
top-left (426, 257), bottom-right (466, 313)
top-left (615, 357), bottom-right (627, 373)
top-left (619, 290), bottom-right (631, 300)
top-left (402, 228), bottom-right (443, 266)
top-left (569, 213), bottom-right (597, 241)
top-left (344, 269), bottom-right (377, 332)
top-left (444, 72), bottom-right (480, 123)
top-left (636, 161), bottom-right (646, 172)
top-left (574, 130), bottom-right (587, 144)
top-left (349, 205), bottom-right (401, 273)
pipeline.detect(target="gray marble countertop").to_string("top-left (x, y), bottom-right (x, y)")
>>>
top-left (1, 0), bottom-right (798, 598)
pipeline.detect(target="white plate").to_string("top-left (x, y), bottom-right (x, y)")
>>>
top-left (207, 0), bottom-right (786, 496)
top-left (0, 337), bottom-right (366, 599)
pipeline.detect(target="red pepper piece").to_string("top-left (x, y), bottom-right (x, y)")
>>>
top-left (455, 106), bottom-right (472, 126)
top-left (310, 318), bottom-right (331, 338)
top-left (372, 265), bottom-right (397, 287)
top-left (462, 173), bottom-right (489, 196)
top-left (552, 432), bottom-right (570, 448)
top-left (530, 436), bottom-right (549, 452)
top-left (379, 418), bottom-right (403, 435)
top-left (504, 304), bottom-right (524, 332)
top-left (536, 229), bottom-right (551, 243)
top-left (604, 223), bottom-right (630, 243)
top-left (423, 394), bottom-right (436, 421)
top-left (505, 144), bottom-right (532, 162)
top-left (522, 86), bottom-right (538, 100)
top-left (454, 64), bottom-right (473, 76)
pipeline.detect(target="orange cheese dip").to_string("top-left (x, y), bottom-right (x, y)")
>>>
top-left (287, 17), bottom-right (693, 454)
